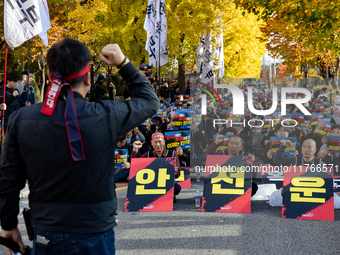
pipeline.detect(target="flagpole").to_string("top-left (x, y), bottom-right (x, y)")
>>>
top-left (158, 0), bottom-right (161, 89)
top-left (1, 43), bottom-right (8, 148)
top-left (27, 41), bottom-right (31, 103)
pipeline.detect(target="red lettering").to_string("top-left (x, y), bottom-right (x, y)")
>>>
top-left (167, 135), bottom-right (175, 140)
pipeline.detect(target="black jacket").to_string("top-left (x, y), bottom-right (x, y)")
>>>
top-left (95, 84), bottom-right (104, 99)
top-left (0, 62), bottom-right (159, 233)
top-left (160, 86), bottom-right (171, 98)
top-left (0, 86), bottom-right (23, 119)
top-left (273, 145), bottom-right (322, 166)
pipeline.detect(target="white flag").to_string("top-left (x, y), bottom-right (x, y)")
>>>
top-left (155, 0), bottom-right (168, 67)
top-left (195, 34), bottom-right (205, 76)
top-left (144, 0), bottom-right (157, 66)
top-left (144, 0), bottom-right (168, 67)
top-left (4, 0), bottom-right (43, 49)
top-left (201, 32), bottom-right (214, 84)
top-left (214, 15), bottom-right (224, 78)
top-left (38, 0), bottom-right (51, 46)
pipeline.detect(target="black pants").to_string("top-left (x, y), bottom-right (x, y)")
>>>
top-left (174, 182), bottom-right (181, 195)
top-left (252, 182), bottom-right (258, 196)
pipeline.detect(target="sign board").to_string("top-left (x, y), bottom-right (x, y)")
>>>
top-left (314, 119), bottom-right (333, 138)
top-left (114, 149), bottom-right (129, 168)
top-left (125, 157), bottom-right (176, 212)
top-left (270, 137), bottom-right (297, 156)
top-left (171, 110), bottom-right (193, 129)
top-left (282, 167), bottom-right (334, 221)
top-left (213, 134), bottom-right (230, 152)
top-left (165, 130), bottom-right (190, 150)
top-left (202, 155), bottom-right (252, 213)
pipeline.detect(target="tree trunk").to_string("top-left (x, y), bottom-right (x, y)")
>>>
top-left (303, 64), bottom-right (308, 88)
top-left (178, 62), bottom-right (185, 94)
top-left (178, 34), bottom-right (186, 94)
top-left (332, 55), bottom-right (340, 89)
top-left (106, 66), bottom-right (112, 87)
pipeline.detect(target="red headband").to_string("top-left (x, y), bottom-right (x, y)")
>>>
top-left (40, 64), bottom-right (90, 162)
top-left (42, 64), bottom-right (90, 116)
top-left (65, 64), bottom-right (90, 80)
top-left (152, 133), bottom-right (165, 141)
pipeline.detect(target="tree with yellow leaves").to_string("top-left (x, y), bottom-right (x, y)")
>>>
top-left (80, 0), bottom-right (266, 92)
top-left (236, 0), bottom-right (340, 88)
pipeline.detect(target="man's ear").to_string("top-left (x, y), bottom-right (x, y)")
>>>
top-left (84, 71), bottom-right (91, 87)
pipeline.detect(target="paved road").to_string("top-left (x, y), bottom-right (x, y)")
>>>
top-left (1, 177), bottom-right (339, 255)
top-left (114, 179), bottom-right (339, 255)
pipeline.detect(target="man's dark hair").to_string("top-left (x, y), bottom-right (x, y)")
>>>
top-left (22, 70), bottom-right (32, 76)
top-left (46, 39), bottom-right (92, 87)
top-left (229, 135), bottom-right (243, 144)
top-left (117, 134), bottom-right (127, 142)
top-left (223, 127), bottom-right (237, 135)
top-left (331, 124), bottom-right (340, 131)
top-left (154, 116), bottom-right (161, 122)
top-left (322, 87), bottom-right (328, 91)
top-left (274, 123), bottom-right (290, 134)
top-left (6, 72), bottom-right (19, 83)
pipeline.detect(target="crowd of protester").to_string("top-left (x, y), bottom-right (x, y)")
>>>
top-left (190, 85), bottom-right (340, 188)
top-left (2, 71), bottom-right (339, 189)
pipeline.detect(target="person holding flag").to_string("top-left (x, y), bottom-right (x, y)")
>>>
top-left (0, 72), bottom-right (24, 133)
top-left (2, 0), bottom-right (51, 149)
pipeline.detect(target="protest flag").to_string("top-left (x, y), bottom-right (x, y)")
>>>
top-left (214, 14), bottom-right (224, 79)
top-left (4, 0), bottom-right (50, 49)
top-left (144, 0), bottom-right (168, 68)
top-left (38, 0), bottom-right (51, 47)
top-left (3, 0), bottom-right (51, 145)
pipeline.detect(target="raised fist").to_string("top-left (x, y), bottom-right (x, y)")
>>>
top-left (100, 44), bottom-right (126, 67)
top-left (282, 140), bottom-right (292, 147)
top-left (133, 141), bottom-right (143, 151)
